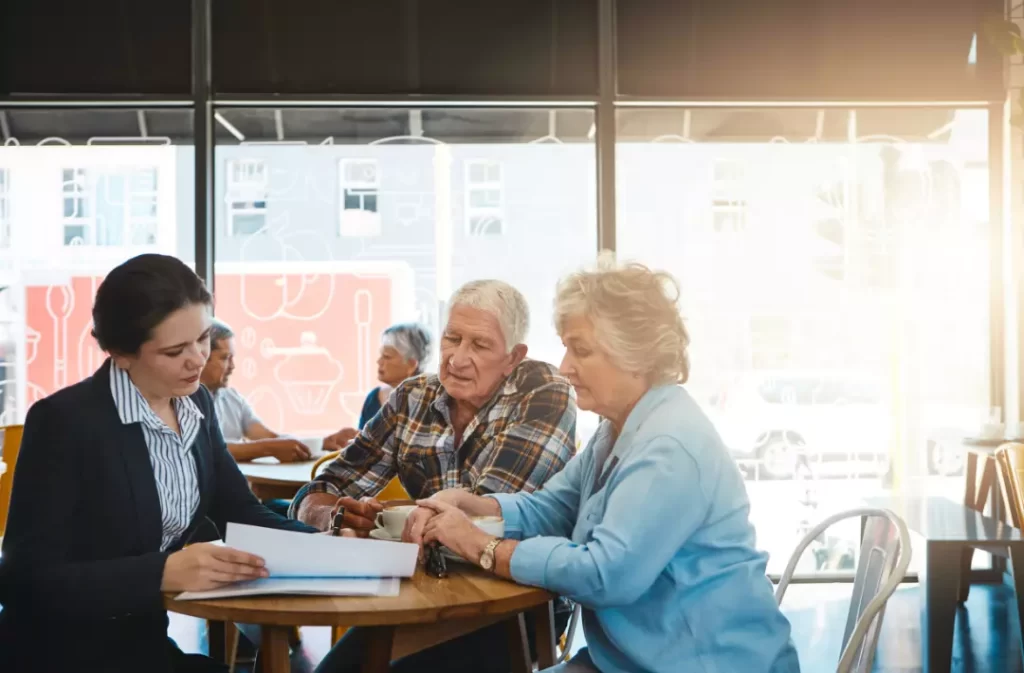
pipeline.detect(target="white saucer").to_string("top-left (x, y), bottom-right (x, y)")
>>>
top-left (369, 529), bottom-right (402, 542)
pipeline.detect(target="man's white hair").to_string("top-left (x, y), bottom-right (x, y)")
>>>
top-left (448, 279), bottom-right (530, 352)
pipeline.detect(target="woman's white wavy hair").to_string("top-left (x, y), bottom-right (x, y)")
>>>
top-left (554, 252), bottom-right (690, 385)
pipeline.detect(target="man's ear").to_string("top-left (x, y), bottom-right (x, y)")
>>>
top-left (504, 344), bottom-right (528, 375)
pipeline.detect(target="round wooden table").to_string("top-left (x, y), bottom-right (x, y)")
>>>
top-left (237, 455), bottom-right (325, 500)
top-left (166, 566), bottom-right (557, 673)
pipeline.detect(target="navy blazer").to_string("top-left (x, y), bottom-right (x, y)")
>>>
top-left (0, 360), bottom-right (315, 671)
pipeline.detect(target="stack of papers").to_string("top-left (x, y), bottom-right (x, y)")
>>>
top-left (175, 522), bottom-right (418, 600)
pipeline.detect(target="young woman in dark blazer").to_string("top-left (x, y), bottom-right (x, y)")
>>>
top-left (0, 254), bottom-right (317, 673)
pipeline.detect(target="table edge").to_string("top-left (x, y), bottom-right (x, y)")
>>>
top-left (164, 589), bottom-right (555, 627)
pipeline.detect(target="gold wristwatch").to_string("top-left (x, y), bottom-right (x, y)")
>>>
top-left (479, 537), bottom-right (502, 571)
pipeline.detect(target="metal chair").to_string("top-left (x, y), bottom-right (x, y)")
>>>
top-left (776, 508), bottom-right (911, 673)
top-left (558, 603), bottom-right (582, 662)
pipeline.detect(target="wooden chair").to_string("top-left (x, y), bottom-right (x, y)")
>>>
top-left (995, 443), bottom-right (1024, 527)
top-left (0, 424), bottom-right (24, 541)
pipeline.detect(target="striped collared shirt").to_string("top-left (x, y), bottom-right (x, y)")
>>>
top-left (109, 362), bottom-right (203, 551)
top-left (290, 359), bottom-right (576, 513)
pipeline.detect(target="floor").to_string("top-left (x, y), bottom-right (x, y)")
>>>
top-left (169, 582), bottom-right (1024, 672)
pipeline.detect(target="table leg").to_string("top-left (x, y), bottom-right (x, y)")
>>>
top-left (533, 601), bottom-right (557, 669)
top-left (504, 613), bottom-right (531, 673)
top-left (924, 541), bottom-right (960, 673)
top-left (207, 620), bottom-right (226, 663)
top-left (258, 625), bottom-right (292, 673)
top-left (360, 626), bottom-right (395, 673)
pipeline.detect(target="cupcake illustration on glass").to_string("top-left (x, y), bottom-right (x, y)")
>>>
top-left (262, 331), bottom-right (343, 416)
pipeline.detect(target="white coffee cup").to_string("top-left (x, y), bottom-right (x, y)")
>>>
top-left (376, 505), bottom-right (417, 538)
top-left (982, 422), bottom-right (1006, 440)
top-left (299, 437), bottom-right (324, 454)
top-left (471, 515), bottom-right (505, 538)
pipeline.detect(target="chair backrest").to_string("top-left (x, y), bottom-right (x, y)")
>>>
top-left (0, 424), bottom-right (25, 538)
top-left (310, 451), bottom-right (410, 501)
top-left (776, 507), bottom-right (911, 673)
top-left (996, 444), bottom-right (1024, 527)
top-left (311, 450), bottom-right (341, 479)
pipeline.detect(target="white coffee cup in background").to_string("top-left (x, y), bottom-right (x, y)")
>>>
top-left (982, 422), bottom-right (1005, 440)
top-left (376, 505), bottom-right (417, 538)
top-left (298, 437), bottom-right (324, 454)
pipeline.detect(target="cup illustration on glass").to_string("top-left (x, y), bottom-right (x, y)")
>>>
top-left (262, 332), bottom-right (343, 416)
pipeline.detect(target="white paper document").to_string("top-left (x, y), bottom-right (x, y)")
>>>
top-left (176, 576), bottom-right (400, 601)
top-left (173, 524), bottom-right (418, 601)
top-left (225, 522), bottom-right (419, 578)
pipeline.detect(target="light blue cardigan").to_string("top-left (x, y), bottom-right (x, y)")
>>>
top-left (490, 385), bottom-right (801, 673)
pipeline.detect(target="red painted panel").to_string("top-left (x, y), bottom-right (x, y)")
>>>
top-left (25, 270), bottom-right (396, 436)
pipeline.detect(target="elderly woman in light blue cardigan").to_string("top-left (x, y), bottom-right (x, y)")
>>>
top-left (413, 258), bottom-right (801, 673)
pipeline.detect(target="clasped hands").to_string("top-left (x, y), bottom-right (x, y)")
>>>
top-left (325, 489), bottom-right (491, 564)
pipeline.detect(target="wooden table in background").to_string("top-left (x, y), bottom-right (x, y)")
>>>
top-left (166, 566), bottom-right (557, 673)
top-left (960, 440), bottom-right (1020, 603)
top-left (237, 455), bottom-right (325, 500)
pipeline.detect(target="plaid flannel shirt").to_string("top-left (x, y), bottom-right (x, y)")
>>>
top-left (289, 359), bottom-right (576, 513)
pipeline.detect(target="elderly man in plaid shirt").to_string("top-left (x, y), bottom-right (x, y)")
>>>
top-left (291, 278), bottom-right (576, 530)
top-left (294, 279), bottom-right (576, 673)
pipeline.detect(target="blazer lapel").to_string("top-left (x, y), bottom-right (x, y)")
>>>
top-left (117, 422), bottom-right (164, 552)
top-left (191, 418), bottom-right (214, 527)
top-left (92, 362), bottom-right (164, 552)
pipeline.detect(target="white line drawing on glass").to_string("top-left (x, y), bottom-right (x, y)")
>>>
top-left (237, 213), bottom-right (338, 322)
top-left (261, 332), bottom-right (343, 416)
top-left (246, 385), bottom-right (286, 431)
top-left (76, 278), bottom-right (105, 380)
top-left (45, 284), bottom-right (74, 391)
top-left (86, 137), bottom-right (172, 146)
top-left (354, 289), bottom-right (372, 392)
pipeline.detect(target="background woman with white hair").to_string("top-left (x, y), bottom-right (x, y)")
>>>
top-left (359, 322), bottom-right (431, 427)
top-left (414, 258), bottom-right (801, 673)
top-left (324, 322), bottom-right (431, 448)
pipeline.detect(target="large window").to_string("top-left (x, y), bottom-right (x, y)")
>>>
top-left (213, 108), bottom-right (600, 444)
top-left (0, 109), bottom-right (194, 424)
top-left (60, 166), bottom-right (160, 246)
top-left (616, 107), bottom-right (992, 575)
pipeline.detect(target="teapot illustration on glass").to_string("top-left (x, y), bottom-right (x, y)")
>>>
top-left (261, 331), bottom-right (343, 416)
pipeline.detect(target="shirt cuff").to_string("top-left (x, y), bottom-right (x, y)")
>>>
top-left (287, 480), bottom-right (341, 519)
top-left (508, 536), bottom-right (565, 588)
top-left (487, 493), bottom-right (525, 540)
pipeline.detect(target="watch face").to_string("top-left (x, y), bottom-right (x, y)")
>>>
top-left (480, 554), bottom-right (494, 570)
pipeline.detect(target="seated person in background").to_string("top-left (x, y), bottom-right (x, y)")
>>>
top-left (327, 322), bottom-right (432, 447)
top-left (300, 279), bottom-right (577, 673)
top-left (359, 322), bottom-right (432, 428)
top-left (414, 259), bottom-right (801, 673)
top-left (200, 319), bottom-right (342, 462)
top-left (0, 254), bottom-right (316, 673)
